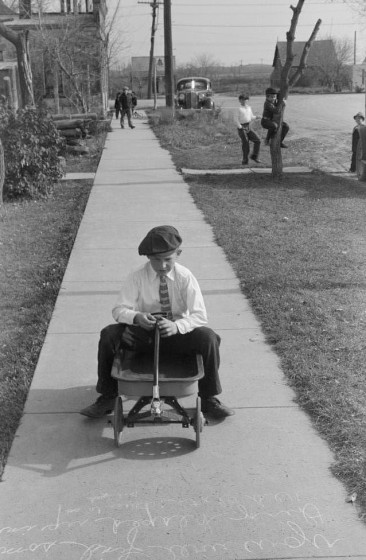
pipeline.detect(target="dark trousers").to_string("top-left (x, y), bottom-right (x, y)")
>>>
top-left (261, 118), bottom-right (289, 143)
top-left (96, 324), bottom-right (222, 399)
top-left (350, 151), bottom-right (357, 172)
top-left (237, 126), bottom-right (260, 161)
top-left (120, 108), bottom-right (133, 128)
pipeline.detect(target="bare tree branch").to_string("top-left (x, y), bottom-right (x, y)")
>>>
top-left (289, 19), bottom-right (322, 87)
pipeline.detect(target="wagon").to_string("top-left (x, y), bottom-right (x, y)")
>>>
top-left (111, 317), bottom-right (205, 448)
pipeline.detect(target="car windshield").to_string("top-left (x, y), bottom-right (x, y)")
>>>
top-left (177, 79), bottom-right (209, 91)
top-left (194, 80), bottom-right (209, 90)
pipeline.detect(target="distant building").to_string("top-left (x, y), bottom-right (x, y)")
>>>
top-left (270, 39), bottom-right (337, 89)
top-left (351, 61), bottom-right (366, 92)
top-left (131, 56), bottom-right (176, 97)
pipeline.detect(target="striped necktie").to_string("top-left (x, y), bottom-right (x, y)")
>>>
top-left (159, 275), bottom-right (173, 320)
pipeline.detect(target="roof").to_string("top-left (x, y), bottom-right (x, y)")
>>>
top-left (5, 12), bottom-right (95, 30)
top-left (273, 39), bottom-right (337, 67)
top-left (0, 0), bottom-right (15, 19)
top-left (176, 77), bottom-right (211, 83)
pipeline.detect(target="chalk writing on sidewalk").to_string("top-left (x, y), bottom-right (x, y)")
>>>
top-left (0, 491), bottom-right (345, 559)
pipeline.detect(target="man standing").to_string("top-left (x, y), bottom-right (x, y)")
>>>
top-left (350, 112), bottom-right (365, 172)
top-left (119, 86), bottom-right (135, 129)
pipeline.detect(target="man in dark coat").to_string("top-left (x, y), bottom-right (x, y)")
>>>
top-left (350, 112), bottom-right (365, 172)
top-left (114, 91), bottom-right (121, 119)
top-left (119, 86), bottom-right (135, 129)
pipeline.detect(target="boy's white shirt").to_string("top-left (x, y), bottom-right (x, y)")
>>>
top-left (112, 261), bottom-right (208, 334)
top-left (236, 104), bottom-right (256, 128)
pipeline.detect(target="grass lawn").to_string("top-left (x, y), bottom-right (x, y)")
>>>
top-left (150, 110), bottom-right (366, 518)
top-left (0, 131), bottom-right (104, 479)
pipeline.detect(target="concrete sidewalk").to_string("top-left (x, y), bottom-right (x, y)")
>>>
top-left (1, 115), bottom-right (366, 560)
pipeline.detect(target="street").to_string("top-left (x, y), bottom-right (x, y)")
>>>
top-left (218, 92), bottom-right (366, 141)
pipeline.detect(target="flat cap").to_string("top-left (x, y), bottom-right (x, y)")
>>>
top-left (138, 225), bottom-right (182, 255)
top-left (265, 87), bottom-right (278, 95)
top-left (354, 112), bottom-right (365, 120)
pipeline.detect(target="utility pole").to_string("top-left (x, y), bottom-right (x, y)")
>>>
top-left (164, 0), bottom-right (174, 110)
top-left (139, 1), bottom-right (162, 99)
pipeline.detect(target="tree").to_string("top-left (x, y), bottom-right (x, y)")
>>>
top-left (191, 53), bottom-right (219, 74)
top-left (329, 0), bottom-right (366, 17)
top-left (313, 36), bottom-right (353, 91)
top-left (270, 0), bottom-right (321, 180)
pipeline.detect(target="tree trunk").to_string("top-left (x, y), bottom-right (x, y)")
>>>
top-left (54, 66), bottom-right (60, 114)
top-left (0, 137), bottom-right (5, 208)
top-left (270, 130), bottom-right (283, 180)
top-left (269, 1), bottom-right (321, 180)
top-left (15, 30), bottom-right (34, 107)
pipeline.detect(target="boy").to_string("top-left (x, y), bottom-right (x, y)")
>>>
top-left (80, 225), bottom-right (234, 420)
top-left (119, 86), bottom-right (135, 129)
top-left (261, 87), bottom-right (289, 148)
top-left (350, 112), bottom-right (365, 173)
top-left (236, 93), bottom-right (261, 165)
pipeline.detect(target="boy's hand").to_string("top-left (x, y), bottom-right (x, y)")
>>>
top-left (157, 317), bottom-right (178, 337)
top-left (133, 312), bottom-right (156, 330)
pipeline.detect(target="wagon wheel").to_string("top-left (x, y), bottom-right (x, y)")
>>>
top-left (113, 396), bottom-right (124, 447)
top-left (356, 126), bottom-right (366, 182)
top-left (194, 396), bottom-right (203, 448)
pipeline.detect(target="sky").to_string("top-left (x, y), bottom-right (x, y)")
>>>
top-left (108, 0), bottom-right (366, 68)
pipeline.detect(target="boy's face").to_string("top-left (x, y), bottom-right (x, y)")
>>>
top-left (266, 93), bottom-right (277, 103)
top-left (355, 116), bottom-right (364, 125)
top-left (148, 249), bottom-right (181, 275)
top-left (239, 98), bottom-right (248, 105)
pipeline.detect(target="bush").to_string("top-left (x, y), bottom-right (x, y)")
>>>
top-left (0, 106), bottom-right (65, 199)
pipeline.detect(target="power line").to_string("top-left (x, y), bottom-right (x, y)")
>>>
top-left (124, 1), bottom-right (348, 3)
top-left (173, 22), bottom-right (358, 27)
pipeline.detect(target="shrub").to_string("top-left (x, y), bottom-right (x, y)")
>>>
top-left (0, 106), bottom-right (65, 199)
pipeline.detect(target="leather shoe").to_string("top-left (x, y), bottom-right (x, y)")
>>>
top-left (242, 159), bottom-right (248, 165)
top-left (130, 125), bottom-right (135, 129)
top-left (80, 396), bottom-right (116, 418)
top-left (280, 142), bottom-right (288, 148)
top-left (201, 397), bottom-right (235, 419)
top-left (250, 155), bottom-right (262, 163)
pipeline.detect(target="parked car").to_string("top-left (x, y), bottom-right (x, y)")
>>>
top-left (175, 77), bottom-right (215, 110)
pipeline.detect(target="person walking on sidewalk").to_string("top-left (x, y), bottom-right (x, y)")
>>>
top-left (350, 111), bottom-right (365, 172)
top-left (119, 86), bottom-right (135, 129)
top-left (80, 225), bottom-right (235, 421)
top-left (261, 87), bottom-right (289, 148)
top-left (114, 91), bottom-right (121, 119)
top-left (236, 93), bottom-right (261, 165)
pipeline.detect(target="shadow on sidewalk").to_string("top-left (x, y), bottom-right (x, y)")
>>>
top-left (7, 387), bottom-right (198, 478)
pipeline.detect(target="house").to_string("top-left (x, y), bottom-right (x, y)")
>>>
top-left (270, 39), bottom-right (338, 89)
top-left (0, 1), bottom-right (19, 108)
top-left (351, 60), bottom-right (366, 92)
top-left (131, 56), bottom-right (177, 97)
top-left (0, 0), bottom-right (108, 113)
